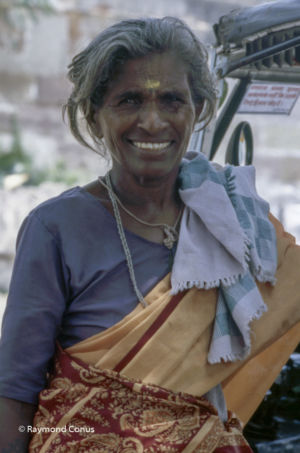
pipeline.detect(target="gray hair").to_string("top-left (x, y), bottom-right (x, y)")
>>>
top-left (63, 17), bottom-right (217, 157)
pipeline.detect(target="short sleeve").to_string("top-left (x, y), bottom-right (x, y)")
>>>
top-left (0, 212), bottom-right (69, 404)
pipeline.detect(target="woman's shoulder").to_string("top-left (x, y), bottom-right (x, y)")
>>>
top-left (31, 185), bottom-right (102, 218)
top-left (21, 184), bottom-right (109, 241)
top-left (32, 185), bottom-right (84, 211)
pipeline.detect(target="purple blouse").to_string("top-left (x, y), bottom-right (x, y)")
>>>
top-left (0, 186), bottom-right (227, 422)
top-left (0, 187), bottom-right (172, 404)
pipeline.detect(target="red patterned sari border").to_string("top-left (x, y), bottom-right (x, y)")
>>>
top-left (30, 348), bottom-right (253, 452)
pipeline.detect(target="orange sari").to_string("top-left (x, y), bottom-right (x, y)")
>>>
top-left (29, 216), bottom-right (300, 452)
top-left (29, 288), bottom-right (252, 453)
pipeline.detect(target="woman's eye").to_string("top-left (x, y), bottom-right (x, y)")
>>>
top-left (119, 96), bottom-right (141, 106)
top-left (162, 94), bottom-right (184, 105)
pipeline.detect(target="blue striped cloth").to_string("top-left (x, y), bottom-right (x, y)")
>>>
top-left (172, 152), bottom-right (277, 363)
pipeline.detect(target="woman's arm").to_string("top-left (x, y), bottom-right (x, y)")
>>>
top-left (0, 213), bottom-right (68, 452)
top-left (0, 397), bottom-right (37, 452)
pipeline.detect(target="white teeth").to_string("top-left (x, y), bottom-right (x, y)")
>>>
top-left (132, 141), bottom-right (171, 150)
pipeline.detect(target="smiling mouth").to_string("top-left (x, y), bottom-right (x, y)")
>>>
top-left (131, 141), bottom-right (172, 151)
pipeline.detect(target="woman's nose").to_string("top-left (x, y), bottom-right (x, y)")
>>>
top-left (137, 104), bottom-right (168, 134)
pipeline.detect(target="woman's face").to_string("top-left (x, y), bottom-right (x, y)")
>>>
top-left (94, 52), bottom-right (202, 183)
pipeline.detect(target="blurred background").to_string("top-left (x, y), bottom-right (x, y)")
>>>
top-left (0, 1), bottom-right (299, 451)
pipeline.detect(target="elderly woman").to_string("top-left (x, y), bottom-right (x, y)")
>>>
top-left (0, 17), bottom-right (299, 453)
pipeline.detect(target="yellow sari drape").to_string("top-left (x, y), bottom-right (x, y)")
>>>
top-left (223, 214), bottom-right (300, 423)
top-left (29, 215), bottom-right (300, 452)
top-left (30, 287), bottom-right (252, 453)
top-left (66, 214), bottom-right (300, 424)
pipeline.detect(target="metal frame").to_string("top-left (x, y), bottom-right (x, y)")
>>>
top-left (190, 0), bottom-right (300, 163)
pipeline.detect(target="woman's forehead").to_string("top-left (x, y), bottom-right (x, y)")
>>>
top-left (108, 52), bottom-right (190, 94)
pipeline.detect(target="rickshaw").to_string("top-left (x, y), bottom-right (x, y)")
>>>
top-left (191, 1), bottom-right (300, 450)
top-left (189, 0), bottom-right (300, 166)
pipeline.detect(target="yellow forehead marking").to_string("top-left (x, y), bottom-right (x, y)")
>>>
top-left (144, 79), bottom-right (160, 90)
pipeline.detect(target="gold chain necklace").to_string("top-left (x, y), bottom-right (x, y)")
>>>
top-left (98, 174), bottom-right (183, 249)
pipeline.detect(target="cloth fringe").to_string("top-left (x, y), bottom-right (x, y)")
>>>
top-left (172, 152), bottom-right (277, 364)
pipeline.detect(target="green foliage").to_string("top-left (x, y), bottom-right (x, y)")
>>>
top-left (0, 117), bottom-right (81, 188)
top-left (0, 116), bottom-right (31, 175)
top-left (0, 0), bottom-right (54, 17)
top-left (12, 0), bottom-right (54, 21)
top-left (0, 0), bottom-right (54, 46)
top-left (28, 160), bottom-right (80, 187)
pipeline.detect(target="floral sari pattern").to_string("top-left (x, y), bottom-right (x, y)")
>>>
top-left (30, 349), bottom-right (252, 452)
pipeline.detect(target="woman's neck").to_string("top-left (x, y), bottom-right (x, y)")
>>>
top-left (109, 169), bottom-right (180, 213)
